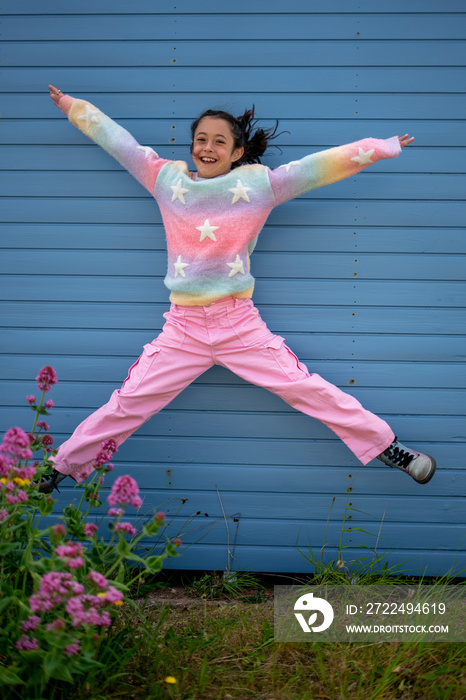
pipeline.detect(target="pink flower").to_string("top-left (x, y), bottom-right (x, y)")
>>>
top-left (108, 508), bottom-right (123, 518)
top-left (64, 640), bottom-right (81, 656)
top-left (101, 439), bottom-right (118, 453)
top-left (46, 619), bottom-right (65, 631)
top-left (0, 509), bottom-right (8, 522)
top-left (88, 571), bottom-right (108, 590)
top-left (53, 524), bottom-right (66, 538)
top-left (6, 490), bottom-right (28, 505)
top-left (173, 538), bottom-right (182, 547)
top-left (56, 541), bottom-right (84, 569)
top-left (99, 586), bottom-right (124, 605)
top-left (16, 634), bottom-right (39, 651)
top-left (67, 557), bottom-right (85, 569)
top-left (20, 616), bottom-right (41, 632)
top-left (0, 454), bottom-right (14, 477)
top-left (108, 475), bottom-right (142, 510)
top-left (66, 595), bottom-right (112, 628)
top-left (13, 465), bottom-right (36, 480)
top-left (84, 523), bottom-right (98, 537)
top-left (37, 421), bottom-right (49, 431)
top-left (115, 522), bottom-right (136, 537)
top-left (36, 365), bottom-right (57, 392)
top-left (154, 511), bottom-right (166, 522)
top-left (41, 434), bottom-right (54, 450)
top-left (29, 572), bottom-right (76, 612)
top-left (93, 439), bottom-right (118, 468)
top-left (1, 427), bottom-right (33, 460)
top-left (56, 542), bottom-right (83, 559)
top-left (26, 395), bottom-right (36, 406)
top-left (44, 400), bottom-right (54, 409)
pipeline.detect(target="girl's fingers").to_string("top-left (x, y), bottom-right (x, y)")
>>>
top-left (399, 134), bottom-right (415, 148)
top-left (48, 84), bottom-right (63, 101)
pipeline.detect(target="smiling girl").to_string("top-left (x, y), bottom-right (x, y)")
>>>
top-left (40, 85), bottom-right (436, 493)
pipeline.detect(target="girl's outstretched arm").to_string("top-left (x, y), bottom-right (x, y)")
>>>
top-left (268, 134), bottom-right (413, 206)
top-left (48, 84), bottom-right (169, 195)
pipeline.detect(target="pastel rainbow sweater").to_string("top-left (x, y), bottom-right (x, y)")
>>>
top-left (60, 96), bottom-right (401, 306)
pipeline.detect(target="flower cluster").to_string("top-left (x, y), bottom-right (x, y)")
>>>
top-left (94, 439), bottom-right (118, 469)
top-left (106, 474), bottom-right (144, 539)
top-left (1, 368), bottom-right (182, 693)
top-left (0, 428), bottom-right (37, 506)
top-left (36, 365), bottom-right (58, 393)
top-left (108, 475), bottom-right (142, 509)
top-left (1, 426), bottom-right (33, 463)
top-left (19, 566), bottom-right (125, 652)
top-left (56, 541), bottom-right (85, 569)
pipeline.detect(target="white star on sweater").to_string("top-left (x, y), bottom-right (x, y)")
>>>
top-left (279, 160), bottom-right (300, 172)
top-left (228, 179), bottom-right (251, 204)
top-left (351, 148), bottom-right (374, 165)
top-left (171, 179), bottom-right (190, 204)
top-left (174, 255), bottom-right (189, 278)
top-left (196, 220), bottom-right (219, 242)
top-left (77, 105), bottom-right (100, 129)
top-left (227, 254), bottom-right (245, 277)
top-left (137, 145), bottom-right (158, 159)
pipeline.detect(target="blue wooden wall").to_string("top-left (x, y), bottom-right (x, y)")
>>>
top-left (1, 1), bottom-right (465, 577)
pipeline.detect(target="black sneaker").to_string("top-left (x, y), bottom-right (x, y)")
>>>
top-left (377, 438), bottom-right (436, 484)
top-left (38, 470), bottom-right (68, 494)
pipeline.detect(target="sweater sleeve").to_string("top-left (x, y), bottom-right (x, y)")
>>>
top-left (268, 136), bottom-right (402, 206)
top-left (58, 95), bottom-right (169, 196)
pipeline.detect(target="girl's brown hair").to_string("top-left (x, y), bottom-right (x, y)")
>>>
top-left (190, 106), bottom-right (283, 168)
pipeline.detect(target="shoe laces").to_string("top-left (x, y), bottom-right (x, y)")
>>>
top-left (41, 472), bottom-right (62, 493)
top-left (383, 439), bottom-right (416, 469)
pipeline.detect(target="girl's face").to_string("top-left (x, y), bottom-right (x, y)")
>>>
top-left (191, 117), bottom-right (244, 178)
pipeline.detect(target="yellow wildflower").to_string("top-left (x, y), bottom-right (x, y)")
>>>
top-left (165, 676), bottom-right (177, 684)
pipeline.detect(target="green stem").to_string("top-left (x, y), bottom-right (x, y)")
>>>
top-left (30, 390), bottom-right (46, 437)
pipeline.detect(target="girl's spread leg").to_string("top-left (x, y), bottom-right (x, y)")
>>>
top-left (215, 299), bottom-right (395, 466)
top-left (51, 306), bottom-right (214, 483)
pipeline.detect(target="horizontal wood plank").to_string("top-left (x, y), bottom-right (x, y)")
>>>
top-left (3, 67), bottom-right (466, 93)
top-left (3, 14), bottom-right (465, 40)
top-left (2, 40), bottom-right (466, 68)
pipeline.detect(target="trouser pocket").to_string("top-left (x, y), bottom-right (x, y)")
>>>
top-left (263, 335), bottom-right (310, 381)
top-left (119, 343), bottom-right (161, 395)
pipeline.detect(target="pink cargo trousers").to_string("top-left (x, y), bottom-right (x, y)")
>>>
top-left (52, 296), bottom-right (395, 482)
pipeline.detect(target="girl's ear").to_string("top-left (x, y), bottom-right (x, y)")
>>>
top-left (232, 146), bottom-right (244, 163)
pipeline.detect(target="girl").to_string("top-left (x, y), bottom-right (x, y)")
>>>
top-left (40, 84), bottom-right (436, 493)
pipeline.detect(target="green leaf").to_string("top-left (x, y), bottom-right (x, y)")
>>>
top-left (72, 653), bottom-right (104, 673)
top-left (63, 504), bottom-right (80, 519)
top-left (145, 556), bottom-right (164, 574)
top-left (0, 543), bottom-right (18, 556)
top-left (116, 536), bottom-right (131, 556)
top-left (165, 541), bottom-right (178, 557)
top-left (0, 665), bottom-right (25, 686)
top-left (38, 497), bottom-right (54, 516)
top-left (43, 652), bottom-right (74, 682)
top-left (0, 597), bottom-right (14, 614)
top-left (143, 521), bottom-right (162, 537)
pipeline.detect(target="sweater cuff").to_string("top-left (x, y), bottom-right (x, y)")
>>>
top-left (385, 135), bottom-right (402, 158)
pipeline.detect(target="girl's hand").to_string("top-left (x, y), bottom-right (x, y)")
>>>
top-left (399, 134), bottom-right (415, 148)
top-left (48, 84), bottom-right (63, 106)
